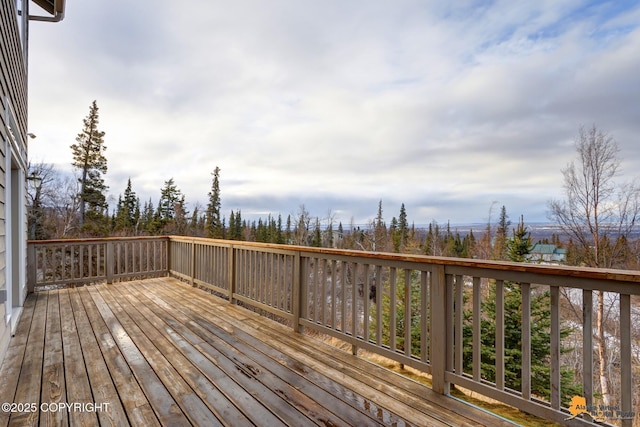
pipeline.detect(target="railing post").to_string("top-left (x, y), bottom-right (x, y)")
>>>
top-left (521, 283), bottom-right (531, 401)
top-left (292, 251), bottom-right (302, 333)
top-left (190, 240), bottom-right (196, 286)
top-left (228, 245), bottom-right (235, 302)
top-left (27, 243), bottom-right (36, 293)
top-left (106, 241), bottom-right (114, 284)
top-left (582, 289), bottom-right (593, 422)
top-left (166, 238), bottom-right (171, 275)
top-left (430, 265), bottom-right (450, 395)
top-left (620, 294), bottom-right (632, 427)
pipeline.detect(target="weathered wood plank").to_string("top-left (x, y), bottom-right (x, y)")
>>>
top-left (123, 280), bottom-right (359, 426)
top-left (143, 279), bottom-right (427, 426)
top-left (9, 292), bottom-right (48, 426)
top-left (85, 287), bottom-right (190, 426)
top-left (154, 278), bottom-right (514, 427)
top-left (3, 277), bottom-right (515, 427)
top-left (91, 286), bottom-right (218, 426)
top-left (104, 284), bottom-right (258, 427)
top-left (40, 291), bottom-right (67, 427)
top-left (109, 281), bottom-right (316, 426)
top-left (148, 284), bottom-right (384, 425)
top-left (157, 280), bottom-right (432, 425)
top-left (67, 288), bottom-right (129, 426)
top-left (76, 287), bottom-right (160, 426)
top-left (59, 289), bottom-right (100, 426)
top-left (0, 293), bottom-right (37, 427)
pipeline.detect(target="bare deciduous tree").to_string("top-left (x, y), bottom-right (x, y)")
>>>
top-left (292, 204), bottom-right (312, 246)
top-left (548, 125), bottom-right (640, 407)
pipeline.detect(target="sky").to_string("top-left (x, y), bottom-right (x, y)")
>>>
top-left (27, 0), bottom-right (640, 227)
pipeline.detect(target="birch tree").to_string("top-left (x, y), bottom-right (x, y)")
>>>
top-left (548, 125), bottom-right (640, 407)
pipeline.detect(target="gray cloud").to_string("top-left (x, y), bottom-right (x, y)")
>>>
top-left (28, 1), bottom-right (640, 227)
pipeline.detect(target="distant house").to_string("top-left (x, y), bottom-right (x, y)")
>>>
top-left (527, 243), bottom-right (566, 263)
top-left (0, 0), bottom-right (65, 367)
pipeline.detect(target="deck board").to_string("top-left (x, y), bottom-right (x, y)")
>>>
top-left (41, 291), bottom-right (66, 427)
top-left (0, 278), bottom-right (515, 427)
top-left (59, 289), bottom-right (100, 427)
top-left (9, 292), bottom-right (48, 426)
top-left (68, 289), bottom-right (129, 426)
top-left (77, 284), bottom-right (161, 426)
top-left (0, 292), bottom-right (37, 427)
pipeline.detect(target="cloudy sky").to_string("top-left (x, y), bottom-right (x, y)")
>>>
top-left (27, 0), bottom-right (640, 227)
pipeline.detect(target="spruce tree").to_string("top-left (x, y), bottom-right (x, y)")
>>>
top-left (463, 217), bottom-right (581, 404)
top-left (190, 206), bottom-right (203, 236)
top-left (374, 200), bottom-right (387, 251)
top-left (157, 178), bottom-right (186, 232)
top-left (311, 218), bottom-right (322, 247)
top-left (285, 215), bottom-right (292, 243)
top-left (114, 178), bottom-right (139, 234)
top-left (398, 203), bottom-right (409, 250)
top-left (140, 199), bottom-right (157, 234)
top-left (276, 214), bottom-right (284, 244)
top-left (71, 100), bottom-right (108, 235)
top-left (206, 166), bottom-right (223, 238)
top-left (390, 217), bottom-right (400, 252)
top-left (493, 205), bottom-right (510, 260)
top-left (235, 210), bottom-right (243, 240)
top-left (229, 211), bottom-right (236, 239)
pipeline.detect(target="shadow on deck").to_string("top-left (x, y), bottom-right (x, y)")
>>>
top-left (0, 277), bottom-right (513, 426)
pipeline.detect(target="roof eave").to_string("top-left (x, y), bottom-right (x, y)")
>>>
top-left (29, 0), bottom-right (65, 22)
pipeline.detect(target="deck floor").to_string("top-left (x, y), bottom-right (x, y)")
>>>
top-left (0, 277), bottom-right (512, 426)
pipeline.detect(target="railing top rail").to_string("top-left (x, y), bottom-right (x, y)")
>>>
top-left (166, 236), bottom-right (640, 285)
top-left (28, 236), bottom-right (170, 245)
top-left (27, 236), bottom-right (640, 284)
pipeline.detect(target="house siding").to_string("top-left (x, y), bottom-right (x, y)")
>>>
top-left (0, 0), bottom-right (29, 366)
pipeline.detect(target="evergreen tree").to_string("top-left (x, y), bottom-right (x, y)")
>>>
top-left (228, 210), bottom-right (238, 240)
top-left (464, 217), bottom-right (581, 404)
top-left (276, 214), bottom-right (284, 244)
top-left (140, 198), bottom-right (158, 234)
top-left (326, 221), bottom-right (334, 248)
top-left (375, 270), bottom-right (424, 361)
top-left (71, 100), bottom-right (108, 235)
top-left (228, 210), bottom-right (236, 239)
top-left (157, 178), bottom-right (186, 232)
top-left (311, 218), bottom-right (322, 247)
top-left (494, 205), bottom-right (511, 260)
top-left (250, 221), bottom-right (257, 241)
top-left (507, 216), bottom-right (530, 262)
top-left (424, 222), bottom-right (436, 255)
top-left (398, 203), bottom-right (409, 250)
top-left (285, 215), bottom-right (292, 243)
top-left (173, 198), bottom-right (189, 235)
top-left (113, 178), bottom-right (139, 234)
top-left (256, 218), bottom-right (267, 242)
top-left (205, 166), bottom-right (223, 238)
top-left (190, 205), bottom-right (203, 236)
top-left (390, 217), bottom-right (400, 252)
top-left (374, 200), bottom-right (387, 251)
top-left (235, 210), bottom-right (243, 240)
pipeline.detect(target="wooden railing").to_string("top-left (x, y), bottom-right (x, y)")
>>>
top-left (27, 237), bottom-right (168, 291)
top-left (27, 236), bottom-right (640, 426)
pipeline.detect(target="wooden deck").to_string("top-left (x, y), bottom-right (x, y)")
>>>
top-left (0, 277), bottom-right (513, 427)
